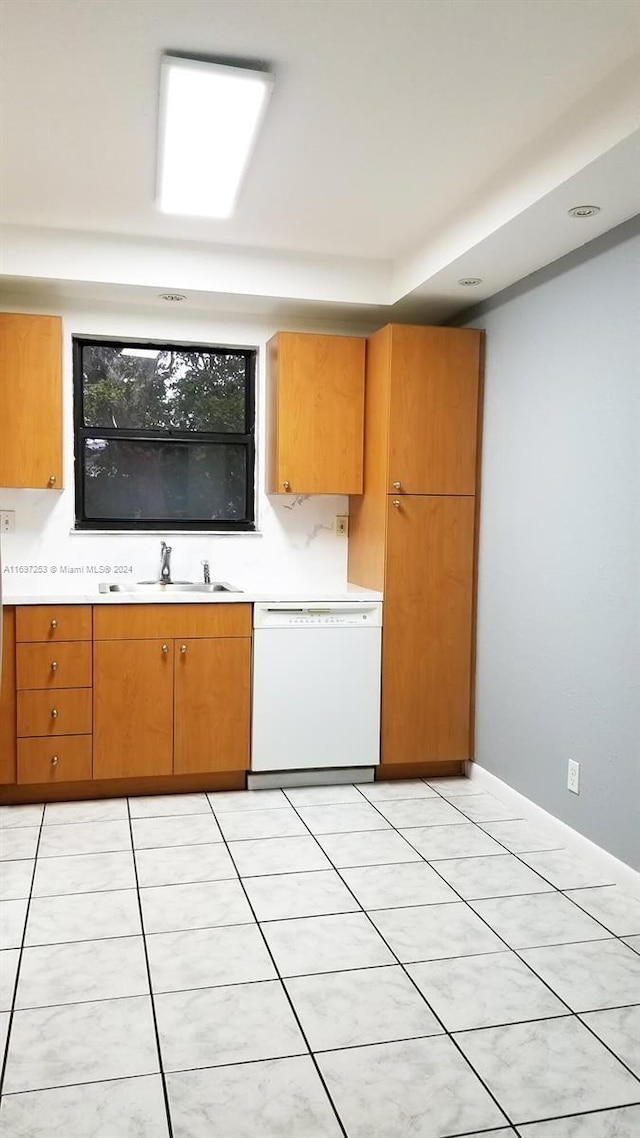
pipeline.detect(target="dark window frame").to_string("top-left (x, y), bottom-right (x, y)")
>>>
top-left (73, 335), bottom-right (256, 532)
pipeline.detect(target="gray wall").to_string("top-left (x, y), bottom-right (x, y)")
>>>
top-left (464, 216), bottom-right (640, 869)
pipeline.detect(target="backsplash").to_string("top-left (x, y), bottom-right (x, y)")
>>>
top-left (0, 301), bottom-right (368, 597)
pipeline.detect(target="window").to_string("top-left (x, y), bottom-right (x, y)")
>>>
top-left (73, 337), bottom-right (256, 531)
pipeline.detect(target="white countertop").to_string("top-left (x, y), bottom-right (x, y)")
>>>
top-left (3, 584), bottom-right (383, 606)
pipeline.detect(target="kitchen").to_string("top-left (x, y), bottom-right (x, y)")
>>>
top-left (0, 1), bottom-right (639, 1136)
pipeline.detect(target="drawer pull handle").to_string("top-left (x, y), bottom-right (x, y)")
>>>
top-left (50, 619), bottom-right (58, 630)
top-left (51, 661), bottom-right (58, 672)
top-left (51, 708), bottom-right (59, 719)
top-left (48, 474), bottom-right (57, 486)
top-left (392, 499), bottom-right (401, 509)
top-left (161, 644), bottom-right (169, 655)
top-left (392, 481), bottom-right (402, 491)
top-left (51, 755), bottom-right (59, 766)
top-left (180, 644), bottom-right (187, 654)
top-left (282, 480), bottom-right (291, 491)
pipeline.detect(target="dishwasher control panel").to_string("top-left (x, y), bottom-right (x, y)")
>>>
top-left (253, 601), bottom-right (383, 629)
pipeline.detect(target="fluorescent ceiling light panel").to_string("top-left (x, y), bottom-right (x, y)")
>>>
top-left (158, 55), bottom-right (273, 219)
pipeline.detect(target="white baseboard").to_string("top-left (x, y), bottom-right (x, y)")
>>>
top-left (465, 761), bottom-right (640, 897)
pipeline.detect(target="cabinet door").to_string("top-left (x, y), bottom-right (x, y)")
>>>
top-left (93, 639), bottom-right (173, 779)
top-left (0, 314), bottom-right (63, 489)
top-left (174, 638), bottom-right (250, 774)
top-left (268, 332), bottom-right (365, 494)
top-left (382, 495), bottom-right (475, 763)
top-left (387, 326), bottom-right (481, 495)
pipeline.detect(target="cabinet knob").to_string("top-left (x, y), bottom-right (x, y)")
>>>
top-left (51, 708), bottom-right (59, 719)
top-left (180, 644), bottom-right (187, 654)
top-left (392, 481), bottom-right (402, 491)
top-left (51, 755), bottom-right (59, 766)
top-left (392, 499), bottom-right (401, 509)
top-left (48, 474), bottom-right (57, 486)
top-left (282, 480), bottom-right (291, 491)
top-left (51, 661), bottom-right (58, 672)
top-left (161, 644), bottom-right (169, 655)
top-left (50, 619), bottom-right (58, 630)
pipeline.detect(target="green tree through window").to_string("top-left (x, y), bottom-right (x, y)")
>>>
top-left (74, 338), bottom-right (256, 530)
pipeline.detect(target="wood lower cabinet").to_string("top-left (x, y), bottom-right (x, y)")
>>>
top-left (0, 608), bottom-right (17, 784)
top-left (174, 638), bottom-right (251, 774)
top-left (12, 604), bottom-right (93, 788)
top-left (93, 605), bottom-right (252, 780)
top-left (383, 496), bottom-right (475, 763)
top-left (93, 639), bottom-right (174, 779)
top-left (3, 602), bottom-right (252, 798)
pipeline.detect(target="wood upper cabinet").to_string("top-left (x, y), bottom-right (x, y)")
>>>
top-left (383, 496), bottom-right (475, 763)
top-left (386, 324), bottom-right (481, 496)
top-left (174, 638), bottom-right (251, 774)
top-left (93, 639), bottom-right (174, 779)
top-left (0, 313), bottom-right (63, 489)
top-left (266, 331), bottom-right (365, 494)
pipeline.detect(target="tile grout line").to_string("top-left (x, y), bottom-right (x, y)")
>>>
top-left (2, 784), bottom-right (638, 1121)
top-left (5, 966), bottom-right (639, 1019)
top-left (0, 804), bottom-right (46, 1099)
top-left (203, 793), bottom-right (350, 1138)
top-left (125, 798), bottom-right (174, 1138)
top-left (401, 785), bottom-right (640, 1090)
top-left (335, 789), bottom-right (640, 1098)
top-left (283, 792), bottom-right (516, 1132)
top-left (423, 780), bottom-right (640, 955)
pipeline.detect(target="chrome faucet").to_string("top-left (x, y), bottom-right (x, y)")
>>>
top-left (201, 559), bottom-right (211, 584)
top-left (159, 541), bottom-right (172, 583)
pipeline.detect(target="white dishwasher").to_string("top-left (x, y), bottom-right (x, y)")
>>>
top-left (251, 601), bottom-right (382, 772)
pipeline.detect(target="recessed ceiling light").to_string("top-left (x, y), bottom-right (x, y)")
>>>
top-left (158, 293), bottom-right (187, 302)
top-left (157, 55), bottom-right (273, 219)
top-left (458, 277), bottom-right (483, 287)
top-left (568, 205), bottom-right (601, 219)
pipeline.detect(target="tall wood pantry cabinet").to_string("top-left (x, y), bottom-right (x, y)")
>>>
top-left (348, 323), bottom-right (483, 769)
top-left (0, 313), bottom-right (63, 489)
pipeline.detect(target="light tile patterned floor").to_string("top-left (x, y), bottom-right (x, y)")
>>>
top-left (0, 778), bottom-right (639, 1137)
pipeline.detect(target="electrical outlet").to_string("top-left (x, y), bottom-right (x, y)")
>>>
top-left (567, 759), bottom-right (580, 795)
top-left (334, 515), bottom-right (349, 537)
top-left (0, 510), bottom-right (15, 534)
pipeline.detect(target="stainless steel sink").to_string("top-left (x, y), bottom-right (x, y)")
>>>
top-left (98, 581), bottom-right (242, 594)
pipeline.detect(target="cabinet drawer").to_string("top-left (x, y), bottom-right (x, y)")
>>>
top-left (17, 689), bottom-right (92, 737)
top-left (93, 603), bottom-right (251, 640)
top-left (17, 736), bottom-right (92, 784)
top-left (16, 605), bottom-right (92, 643)
top-left (16, 641), bottom-right (92, 690)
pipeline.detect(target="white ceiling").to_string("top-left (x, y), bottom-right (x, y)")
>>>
top-left (1, 0), bottom-right (639, 320)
